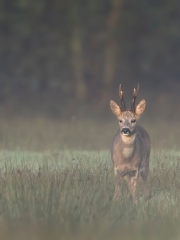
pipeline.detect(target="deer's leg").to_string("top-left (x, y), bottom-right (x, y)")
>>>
top-left (127, 170), bottom-right (138, 202)
top-left (114, 168), bottom-right (123, 201)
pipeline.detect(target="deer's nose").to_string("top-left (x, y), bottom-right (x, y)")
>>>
top-left (121, 128), bottom-right (130, 135)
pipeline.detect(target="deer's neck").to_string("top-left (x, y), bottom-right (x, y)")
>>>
top-left (121, 133), bottom-right (136, 159)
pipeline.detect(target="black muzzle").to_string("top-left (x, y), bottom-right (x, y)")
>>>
top-left (121, 128), bottom-right (131, 135)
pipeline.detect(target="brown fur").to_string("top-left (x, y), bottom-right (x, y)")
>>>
top-left (110, 87), bottom-right (151, 201)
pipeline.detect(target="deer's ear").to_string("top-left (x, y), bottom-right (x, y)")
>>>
top-left (110, 100), bottom-right (121, 118)
top-left (135, 99), bottom-right (146, 117)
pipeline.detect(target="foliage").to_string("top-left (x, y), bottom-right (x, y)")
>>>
top-left (0, 0), bottom-right (179, 117)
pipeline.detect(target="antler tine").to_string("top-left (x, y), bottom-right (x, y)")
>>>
top-left (131, 83), bottom-right (139, 113)
top-left (119, 84), bottom-right (126, 111)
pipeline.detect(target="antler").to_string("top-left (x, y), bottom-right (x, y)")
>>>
top-left (130, 83), bottom-right (139, 113)
top-left (119, 84), bottom-right (126, 112)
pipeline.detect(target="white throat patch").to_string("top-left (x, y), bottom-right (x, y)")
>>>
top-left (121, 134), bottom-right (135, 145)
top-left (121, 134), bottom-right (136, 159)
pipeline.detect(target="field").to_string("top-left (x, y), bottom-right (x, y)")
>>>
top-left (0, 117), bottom-right (180, 239)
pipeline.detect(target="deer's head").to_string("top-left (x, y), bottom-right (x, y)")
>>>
top-left (110, 84), bottom-right (146, 136)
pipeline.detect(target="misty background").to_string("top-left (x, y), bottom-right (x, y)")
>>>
top-left (0, 0), bottom-right (179, 120)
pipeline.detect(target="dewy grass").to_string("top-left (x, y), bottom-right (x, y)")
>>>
top-left (0, 150), bottom-right (179, 239)
top-left (0, 117), bottom-right (180, 239)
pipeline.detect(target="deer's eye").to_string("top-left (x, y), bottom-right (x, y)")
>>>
top-left (131, 119), bottom-right (136, 123)
top-left (119, 119), bottom-right (123, 123)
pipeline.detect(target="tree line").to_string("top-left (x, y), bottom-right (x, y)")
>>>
top-left (0, 0), bottom-right (179, 117)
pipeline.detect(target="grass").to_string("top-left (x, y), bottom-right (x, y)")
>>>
top-left (0, 117), bottom-right (179, 239)
top-left (0, 116), bottom-right (180, 151)
top-left (0, 150), bottom-right (180, 239)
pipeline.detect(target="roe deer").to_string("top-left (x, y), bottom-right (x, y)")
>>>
top-left (110, 84), bottom-right (151, 201)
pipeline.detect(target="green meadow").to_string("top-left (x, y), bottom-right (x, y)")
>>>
top-left (0, 117), bottom-right (180, 239)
